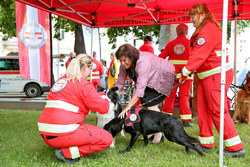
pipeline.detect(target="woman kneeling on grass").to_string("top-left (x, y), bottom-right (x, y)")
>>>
top-left (38, 54), bottom-right (113, 164)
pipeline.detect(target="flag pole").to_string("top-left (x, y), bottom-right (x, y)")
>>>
top-left (49, 13), bottom-right (54, 87)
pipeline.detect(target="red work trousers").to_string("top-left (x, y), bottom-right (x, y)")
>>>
top-left (162, 79), bottom-right (192, 122)
top-left (42, 123), bottom-right (113, 159)
top-left (197, 69), bottom-right (244, 151)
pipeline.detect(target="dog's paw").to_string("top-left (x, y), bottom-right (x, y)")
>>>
top-left (109, 143), bottom-right (115, 148)
top-left (119, 150), bottom-right (126, 154)
top-left (120, 130), bottom-right (126, 137)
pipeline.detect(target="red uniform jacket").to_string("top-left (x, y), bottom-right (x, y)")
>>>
top-left (38, 75), bottom-right (109, 136)
top-left (183, 22), bottom-right (230, 79)
top-left (89, 58), bottom-right (104, 88)
top-left (139, 43), bottom-right (154, 54)
top-left (159, 35), bottom-right (190, 77)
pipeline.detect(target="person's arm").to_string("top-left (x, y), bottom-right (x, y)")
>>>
top-left (81, 82), bottom-right (109, 114)
top-left (158, 43), bottom-right (169, 59)
top-left (118, 91), bottom-right (139, 119)
top-left (114, 65), bottom-right (127, 92)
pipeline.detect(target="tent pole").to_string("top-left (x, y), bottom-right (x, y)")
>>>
top-left (219, 0), bottom-right (229, 166)
top-left (90, 27), bottom-right (94, 82)
top-left (233, 11), bottom-right (238, 109)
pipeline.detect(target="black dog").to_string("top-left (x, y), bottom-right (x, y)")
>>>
top-left (104, 107), bottom-right (204, 156)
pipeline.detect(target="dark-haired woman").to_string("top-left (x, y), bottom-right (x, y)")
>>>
top-left (115, 44), bottom-right (175, 144)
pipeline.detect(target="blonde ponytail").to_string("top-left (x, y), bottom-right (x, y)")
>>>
top-left (66, 53), bottom-right (93, 82)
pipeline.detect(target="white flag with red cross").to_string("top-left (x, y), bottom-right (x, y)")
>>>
top-left (15, 1), bottom-right (51, 86)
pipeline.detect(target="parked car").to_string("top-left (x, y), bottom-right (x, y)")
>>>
top-left (0, 56), bottom-right (50, 97)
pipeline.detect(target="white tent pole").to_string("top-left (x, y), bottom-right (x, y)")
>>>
top-left (219, 0), bottom-right (229, 166)
top-left (90, 27), bottom-right (94, 82)
top-left (233, 3), bottom-right (238, 108)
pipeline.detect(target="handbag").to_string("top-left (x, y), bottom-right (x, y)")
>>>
top-left (110, 63), bottom-right (116, 77)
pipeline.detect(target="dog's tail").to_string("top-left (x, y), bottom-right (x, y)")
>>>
top-left (185, 132), bottom-right (199, 143)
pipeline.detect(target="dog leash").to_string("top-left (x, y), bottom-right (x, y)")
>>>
top-left (139, 79), bottom-right (184, 107)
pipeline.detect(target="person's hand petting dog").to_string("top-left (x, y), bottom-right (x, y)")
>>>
top-left (118, 107), bottom-right (130, 119)
top-left (118, 91), bottom-right (139, 119)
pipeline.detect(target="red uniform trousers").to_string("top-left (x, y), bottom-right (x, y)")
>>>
top-left (162, 79), bottom-right (192, 122)
top-left (41, 123), bottom-right (113, 159)
top-left (197, 69), bottom-right (244, 151)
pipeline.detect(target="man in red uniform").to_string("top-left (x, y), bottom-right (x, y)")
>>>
top-left (89, 51), bottom-right (104, 89)
top-left (139, 36), bottom-right (154, 54)
top-left (180, 3), bottom-right (245, 157)
top-left (38, 54), bottom-right (113, 164)
top-left (159, 23), bottom-right (194, 127)
top-left (65, 52), bottom-right (76, 68)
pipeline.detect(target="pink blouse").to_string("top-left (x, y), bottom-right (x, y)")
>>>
top-left (115, 51), bottom-right (175, 97)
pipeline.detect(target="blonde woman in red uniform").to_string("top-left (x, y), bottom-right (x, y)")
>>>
top-left (38, 54), bottom-right (113, 164)
top-left (180, 3), bottom-right (245, 157)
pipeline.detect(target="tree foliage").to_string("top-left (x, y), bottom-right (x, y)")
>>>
top-left (0, 0), bottom-right (16, 40)
top-left (106, 25), bottom-right (160, 49)
top-left (227, 20), bottom-right (250, 42)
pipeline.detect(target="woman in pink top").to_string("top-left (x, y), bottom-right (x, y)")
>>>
top-left (115, 44), bottom-right (175, 143)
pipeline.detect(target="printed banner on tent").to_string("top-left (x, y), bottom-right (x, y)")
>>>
top-left (15, 1), bottom-right (51, 86)
top-left (82, 26), bottom-right (101, 60)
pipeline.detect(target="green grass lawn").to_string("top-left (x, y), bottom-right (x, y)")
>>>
top-left (0, 109), bottom-right (249, 167)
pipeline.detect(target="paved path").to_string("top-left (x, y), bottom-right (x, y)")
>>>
top-left (0, 93), bottom-right (48, 111)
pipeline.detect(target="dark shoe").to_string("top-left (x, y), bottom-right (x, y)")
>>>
top-left (195, 144), bottom-right (214, 152)
top-left (222, 149), bottom-right (246, 157)
top-left (152, 135), bottom-right (164, 144)
top-left (138, 135), bottom-right (154, 142)
top-left (182, 121), bottom-right (195, 127)
top-left (54, 149), bottom-right (79, 164)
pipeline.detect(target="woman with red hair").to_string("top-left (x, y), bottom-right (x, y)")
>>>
top-left (180, 3), bottom-right (245, 157)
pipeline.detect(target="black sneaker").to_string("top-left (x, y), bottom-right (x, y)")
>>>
top-left (54, 149), bottom-right (79, 164)
top-left (195, 144), bottom-right (214, 152)
top-left (223, 149), bottom-right (246, 157)
top-left (182, 121), bottom-right (195, 127)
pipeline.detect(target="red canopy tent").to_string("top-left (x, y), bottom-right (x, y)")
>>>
top-left (15, 0), bottom-right (250, 27)
top-left (14, 1), bottom-right (250, 166)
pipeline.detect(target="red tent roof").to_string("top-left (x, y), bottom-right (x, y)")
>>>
top-left (16, 0), bottom-right (250, 27)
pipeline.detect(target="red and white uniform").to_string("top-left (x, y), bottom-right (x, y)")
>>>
top-left (88, 58), bottom-right (104, 89)
top-left (38, 75), bottom-right (113, 159)
top-left (181, 21), bottom-right (244, 151)
top-left (139, 42), bottom-right (154, 54)
top-left (159, 35), bottom-right (192, 122)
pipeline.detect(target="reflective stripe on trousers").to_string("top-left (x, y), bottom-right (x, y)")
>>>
top-left (70, 146), bottom-right (81, 159)
top-left (180, 114), bottom-right (192, 120)
top-left (198, 136), bottom-right (214, 144)
top-left (38, 123), bottom-right (80, 133)
top-left (224, 135), bottom-right (242, 147)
